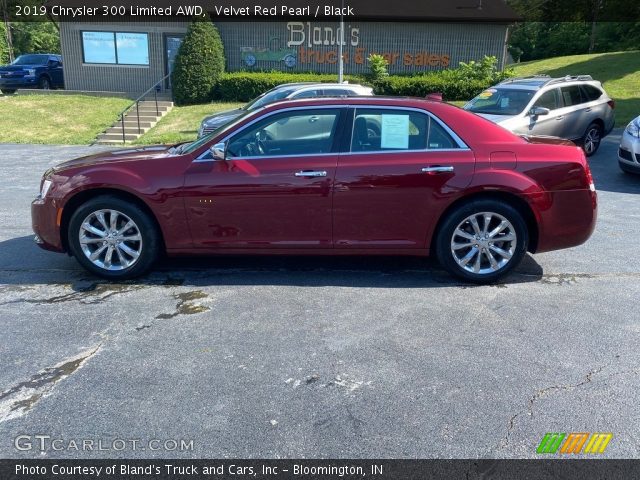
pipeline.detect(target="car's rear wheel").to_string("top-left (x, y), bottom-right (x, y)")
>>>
top-left (1, 89), bottom-right (16, 94)
top-left (68, 196), bottom-right (160, 279)
top-left (38, 76), bottom-right (51, 90)
top-left (435, 200), bottom-right (529, 284)
top-left (582, 122), bottom-right (602, 157)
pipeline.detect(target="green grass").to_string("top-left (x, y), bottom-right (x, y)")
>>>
top-left (0, 94), bottom-right (130, 144)
top-left (134, 102), bottom-right (244, 145)
top-left (512, 50), bottom-right (640, 125)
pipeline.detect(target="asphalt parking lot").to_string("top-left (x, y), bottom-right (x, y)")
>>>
top-left (0, 132), bottom-right (639, 459)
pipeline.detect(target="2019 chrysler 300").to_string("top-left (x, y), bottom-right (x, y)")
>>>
top-left (32, 97), bottom-right (597, 284)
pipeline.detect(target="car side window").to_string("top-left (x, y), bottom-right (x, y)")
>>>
top-left (533, 89), bottom-right (560, 110)
top-left (580, 85), bottom-right (602, 102)
top-left (292, 89), bottom-right (322, 99)
top-left (227, 109), bottom-right (341, 158)
top-left (560, 85), bottom-right (583, 106)
top-left (350, 109), bottom-right (458, 152)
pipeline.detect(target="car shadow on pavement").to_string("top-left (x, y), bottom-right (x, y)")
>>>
top-left (0, 235), bottom-right (543, 289)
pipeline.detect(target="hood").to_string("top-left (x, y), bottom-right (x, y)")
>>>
top-left (202, 109), bottom-right (245, 127)
top-left (53, 145), bottom-right (174, 172)
top-left (474, 113), bottom-right (516, 124)
top-left (520, 135), bottom-right (576, 147)
top-left (0, 64), bottom-right (43, 72)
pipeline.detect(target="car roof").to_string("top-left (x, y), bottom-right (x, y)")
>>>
top-left (495, 75), bottom-right (599, 91)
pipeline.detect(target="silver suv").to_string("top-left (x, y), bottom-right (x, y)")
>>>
top-left (464, 75), bottom-right (615, 156)
top-left (198, 82), bottom-right (373, 138)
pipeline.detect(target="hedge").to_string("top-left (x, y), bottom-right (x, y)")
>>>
top-left (212, 71), bottom-right (513, 103)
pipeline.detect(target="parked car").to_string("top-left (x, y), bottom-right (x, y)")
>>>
top-left (0, 54), bottom-right (64, 94)
top-left (198, 82), bottom-right (373, 137)
top-left (618, 115), bottom-right (640, 175)
top-left (464, 75), bottom-right (615, 156)
top-left (32, 97), bottom-right (597, 284)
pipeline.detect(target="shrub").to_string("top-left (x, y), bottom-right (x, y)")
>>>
top-left (367, 54), bottom-right (389, 82)
top-left (172, 20), bottom-right (225, 105)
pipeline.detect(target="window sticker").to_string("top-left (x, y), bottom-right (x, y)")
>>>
top-left (381, 114), bottom-right (410, 149)
top-left (478, 89), bottom-right (496, 99)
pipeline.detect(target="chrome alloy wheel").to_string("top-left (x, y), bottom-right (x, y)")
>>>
top-left (584, 127), bottom-right (601, 155)
top-left (78, 209), bottom-right (143, 271)
top-left (450, 212), bottom-right (517, 275)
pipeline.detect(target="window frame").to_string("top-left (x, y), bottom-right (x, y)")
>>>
top-left (225, 107), bottom-right (346, 160)
top-left (533, 88), bottom-right (561, 111)
top-left (80, 30), bottom-right (150, 66)
top-left (347, 106), bottom-right (468, 155)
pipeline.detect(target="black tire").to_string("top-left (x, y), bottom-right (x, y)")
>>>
top-left (68, 195), bottom-right (161, 280)
top-left (582, 122), bottom-right (602, 157)
top-left (435, 199), bottom-right (529, 284)
top-left (38, 76), bottom-right (51, 90)
top-left (1, 89), bottom-right (16, 94)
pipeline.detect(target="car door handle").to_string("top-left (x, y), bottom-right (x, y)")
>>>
top-left (584, 108), bottom-right (592, 113)
top-left (295, 170), bottom-right (327, 177)
top-left (309, 116), bottom-right (319, 123)
top-left (555, 116), bottom-right (565, 121)
top-left (421, 166), bottom-right (454, 174)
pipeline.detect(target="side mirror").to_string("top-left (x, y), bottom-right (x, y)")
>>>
top-left (529, 106), bottom-right (550, 117)
top-left (210, 142), bottom-right (227, 161)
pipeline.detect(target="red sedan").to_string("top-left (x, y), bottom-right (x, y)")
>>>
top-left (31, 97), bottom-right (597, 283)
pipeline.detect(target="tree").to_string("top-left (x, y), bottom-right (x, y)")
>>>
top-left (171, 20), bottom-right (225, 105)
top-left (10, 22), bottom-right (60, 55)
top-left (0, 22), bottom-right (8, 64)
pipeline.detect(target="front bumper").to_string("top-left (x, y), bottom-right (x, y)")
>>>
top-left (31, 196), bottom-right (65, 252)
top-left (618, 129), bottom-right (640, 173)
top-left (0, 77), bottom-right (37, 88)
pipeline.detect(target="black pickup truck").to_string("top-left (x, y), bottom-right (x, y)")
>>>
top-left (0, 54), bottom-right (64, 94)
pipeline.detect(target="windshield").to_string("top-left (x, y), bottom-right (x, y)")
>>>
top-left (244, 87), bottom-right (298, 111)
top-left (175, 108), bottom-right (258, 155)
top-left (12, 54), bottom-right (49, 66)
top-left (465, 88), bottom-right (535, 116)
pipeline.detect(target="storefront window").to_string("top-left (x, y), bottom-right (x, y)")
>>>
top-left (82, 31), bottom-right (149, 65)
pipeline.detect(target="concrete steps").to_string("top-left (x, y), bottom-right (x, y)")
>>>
top-left (94, 96), bottom-right (174, 145)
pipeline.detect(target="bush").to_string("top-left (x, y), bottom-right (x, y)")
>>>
top-left (367, 54), bottom-right (389, 82)
top-left (172, 20), bottom-right (225, 105)
top-left (210, 55), bottom-right (515, 103)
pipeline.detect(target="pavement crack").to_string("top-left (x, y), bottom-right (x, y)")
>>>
top-left (1, 283), bottom-right (145, 306)
top-left (0, 344), bottom-right (102, 423)
top-left (496, 365), bottom-right (605, 451)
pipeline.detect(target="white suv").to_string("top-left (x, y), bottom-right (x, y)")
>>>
top-left (464, 75), bottom-right (616, 156)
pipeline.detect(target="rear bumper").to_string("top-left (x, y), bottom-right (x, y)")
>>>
top-left (31, 197), bottom-right (65, 252)
top-left (530, 189), bottom-right (598, 253)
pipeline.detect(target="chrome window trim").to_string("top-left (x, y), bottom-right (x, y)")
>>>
top-left (348, 105), bottom-right (469, 152)
top-left (194, 104), bottom-right (470, 162)
top-left (195, 105), bottom-right (345, 162)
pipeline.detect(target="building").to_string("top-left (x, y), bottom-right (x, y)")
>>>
top-left (58, 2), bottom-right (519, 96)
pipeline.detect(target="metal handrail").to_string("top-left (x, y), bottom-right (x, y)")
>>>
top-left (116, 73), bottom-right (171, 144)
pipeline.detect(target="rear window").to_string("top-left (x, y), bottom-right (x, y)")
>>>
top-left (465, 88), bottom-right (535, 116)
top-left (580, 85), bottom-right (603, 102)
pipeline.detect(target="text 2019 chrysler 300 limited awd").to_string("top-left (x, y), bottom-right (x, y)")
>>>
top-left (32, 97), bottom-right (597, 284)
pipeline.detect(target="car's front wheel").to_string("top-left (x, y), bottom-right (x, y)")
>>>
top-left (68, 196), bottom-right (160, 279)
top-left (582, 122), bottom-right (602, 157)
top-left (435, 200), bottom-right (529, 284)
top-left (38, 76), bottom-right (51, 90)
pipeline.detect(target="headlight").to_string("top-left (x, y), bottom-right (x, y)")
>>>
top-left (26, 68), bottom-right (36, 77)
top-left (626, 118), bottom-right (640, 138)
top-left (40, 179), bottom-right (53, 198)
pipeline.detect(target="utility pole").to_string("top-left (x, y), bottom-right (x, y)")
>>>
top-left (338, 0), bottom-right (344, 82)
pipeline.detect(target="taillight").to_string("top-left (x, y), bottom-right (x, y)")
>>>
top-left (584, 158), bottom-right (596, 192)
top-left (607, 100), bottom-right (615, 109)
